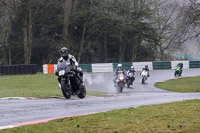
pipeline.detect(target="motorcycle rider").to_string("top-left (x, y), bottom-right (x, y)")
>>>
top-left (126, 66), bottom-right (136, 85)
top-left (127, 66), bottom-right (136, 75)
top-left (55, 47), bottom-right (83, 84)
top-left (113, 64), bottom-right (126, 84)
top-left (177, 62), bottom-right (183, 74)
top-left (141, 65), bottom-right (150, 77)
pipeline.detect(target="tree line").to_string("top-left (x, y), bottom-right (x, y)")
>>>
top-left (0, 0), bottom-right (199, 70)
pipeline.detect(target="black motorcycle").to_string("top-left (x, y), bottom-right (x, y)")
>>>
top-left (57, 61), bottom-right (86, 99)
top-left (126, 72), bottom-right (135, 88)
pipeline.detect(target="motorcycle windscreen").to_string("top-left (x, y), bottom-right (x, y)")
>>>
top-left (176, 66), bottom-right (180, 70)
top-left (57, 61), bottom-right (71, 72)
top-left (128, 73), bottom-right (134, 77)
top-left (118, 73), bottom-right (125, 80)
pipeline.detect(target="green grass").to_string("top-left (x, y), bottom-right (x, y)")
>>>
top-left (1, 100), bottom-right (200, 133)
top-left (155, 76), bottom-right (200, 92)
top-left (0, 74), bottom-right (106, 98)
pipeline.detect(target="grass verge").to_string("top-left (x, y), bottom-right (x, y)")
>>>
top-left (0, 74), bottom-right (106, 98)
top-left (155, 76), bottom-right (200, 92)
top-left (1, 100), bottom-right (200, 133)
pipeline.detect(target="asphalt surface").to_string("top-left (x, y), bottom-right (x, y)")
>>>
top-left (0, 69), bottom-right (200, 128)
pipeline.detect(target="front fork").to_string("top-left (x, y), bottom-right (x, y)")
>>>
top-left (58, 77), bottom-right (70, 88)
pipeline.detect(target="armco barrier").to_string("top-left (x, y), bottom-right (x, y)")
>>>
top-left (43, 64), bottom-right (48, 74)
top-left (15, 65), bottom-right (20, 74)
top-left (10, 65), bottom-right (16, 75)
top-left (0, 66), bottom-right (2, 75)
top-left (153, 61), bottom-right (171, 69)
top-left (43, 64), bottom-right (92, 74)
top-left (43, 60), bottom-right (198, 74)
top-left (113, 62), bottom-right (132, 71)
top-left (0, 64), bottom-right (37, 76)
top-left (47, 64), bottom-right (55, 74)
top-left (28, 64), bottom-right (36, 74)
top-left (79, 64), bottom-right (92, 72)
top-left (2, 66), bottom-right (9, 75)
top-left (19, 64), bottom-right (25, 74)
top-left (189, 61), bottom-right (200, 68)
top-left (132, 62), bottom-right (153, 71)
top-left (92, 63), bottom-right (113, 72)
top-left (43, 64), bottom-right (56, 74)
top-left (27, 64), bottom-right (37, 74)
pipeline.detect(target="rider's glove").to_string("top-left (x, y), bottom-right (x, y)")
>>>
top-left (77, 67), bottom-right (82, 72)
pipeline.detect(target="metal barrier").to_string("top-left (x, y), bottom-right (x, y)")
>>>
top-left (42, 60), bottom-right (198, 74)
top-left (0, 64), bottom-right (37, 76)
top-left (132, 62), bottom-right (153, 71)
top-left (153, 61), bottom-right (171, 69)
top-left (80, 64), bottom-right (92, 72)
top-left (0, 66), bottom-right (2, 75)
top-left (113, 62), bottom-right (132, 71)
top-left (189, 61), bottom-right (200, 68)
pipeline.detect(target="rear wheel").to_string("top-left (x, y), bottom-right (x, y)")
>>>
top-left (61, 80), bottom-right (71, 99)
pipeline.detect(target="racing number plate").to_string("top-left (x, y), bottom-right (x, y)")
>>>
top-left (59, 70), bottom-right (65, 76)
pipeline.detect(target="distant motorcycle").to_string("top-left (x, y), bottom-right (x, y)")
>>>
top-left (174, 66), bottom-right (182, 76)
top-left (57, 61), bottom-right (86, 99)
top-left (115, 72), bottom-right (126, 93)
top-left (126, 72), bottom-right (135, 88)
top-left (141, 70), bottom-right (148, 84)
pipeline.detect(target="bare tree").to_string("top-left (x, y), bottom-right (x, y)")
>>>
top-left (183, 0), bottom-right (200, 38)
top-left (22, 0), bottom-right (33, 64)
top-left (0, 0), bottom-right (35, 64)
top-left (188, 0), bottom-right (200, 25)
top-left (0, 7), bottom-right (10, 64)
top-left (0, 0), bottom-right (17, 65)
top-left (150, 0), bottom-right (194, 61)
top-left (63, 0), bottom-right (72, 50)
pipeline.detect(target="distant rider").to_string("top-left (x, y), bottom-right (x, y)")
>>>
top-left (126, 66), bottom-right (136, 84)
top-left (55, 47), bottom-right (83, 83)
top-left (127, 66), bottom-right (135, 75)
top-left (141, 65), bottom-right (150, 77)
top-left (114, 64), bottom-right (126, 84)
top-left (177, 62), bottom-right (183, 74)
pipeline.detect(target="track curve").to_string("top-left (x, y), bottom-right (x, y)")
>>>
top-left (0, 69), bottom-right (200, 129)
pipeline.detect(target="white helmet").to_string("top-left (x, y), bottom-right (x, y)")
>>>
top-left (131, 66), bottom-right (134, 69)
top-left (117, 64), bottom-right (122, 68)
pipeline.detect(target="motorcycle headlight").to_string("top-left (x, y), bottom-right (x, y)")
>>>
top-left (120, 77), bottom-right (124, 80)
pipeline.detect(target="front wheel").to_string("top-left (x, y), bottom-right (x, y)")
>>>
top-left (142, 77), bottom-right (145, 84)
top-left (127, 83), bottom-right (130, 88)
top-left (118, 82), bottom-right (124, 93)
top-left (174, 71), bottom-right (177, 76)
top-left (61, 80), bottom-right (71, 99)
top-left (77, 85), bottom-right (86, 99)
top-left (127, 80), bottom-right (131, 88)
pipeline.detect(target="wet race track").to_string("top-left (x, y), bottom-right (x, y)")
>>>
top-left (0, 69), bottom-right (200, 129)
